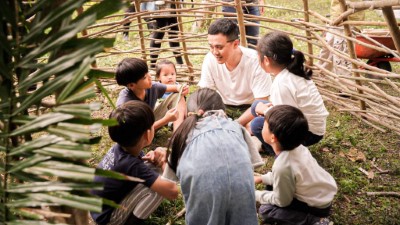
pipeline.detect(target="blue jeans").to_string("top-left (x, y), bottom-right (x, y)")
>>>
top-left (222, 4), bottom-right (260, 48)
top-left (250, 100), bottom-right (324, 151)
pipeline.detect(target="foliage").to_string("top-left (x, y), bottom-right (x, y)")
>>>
top-left (0, 0), bottom-right (126, 223)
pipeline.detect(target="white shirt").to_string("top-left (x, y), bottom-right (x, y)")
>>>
top-left (198, 46), bottom-right (272, 105)
top-left (255, 145), bottom-right (337, 208)
top-left (270, 69), bottom-right (329, 135)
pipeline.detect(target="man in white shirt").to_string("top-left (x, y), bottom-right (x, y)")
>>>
top-left (198, 18), bottom-right (272, 129)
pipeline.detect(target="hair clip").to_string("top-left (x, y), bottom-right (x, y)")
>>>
top-left (291, 49), bottom-right (296, 59)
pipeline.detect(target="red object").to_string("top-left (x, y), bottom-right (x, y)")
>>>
top-left (355, 36), bottom-right (396, 59)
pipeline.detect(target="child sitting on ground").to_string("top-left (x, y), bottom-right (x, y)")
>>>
top-left (254, 105), bottom-right (337, 225)
top-left (167, 88), bottom-right (260, 225)
top-left (155, 59), bottom-right (187, 129)
top-left (251, 31), bottom-right (329, 154)
top-left (115, 57), bottom-right (188, 131)
top-left (91, 101), bottom-right (178, 225)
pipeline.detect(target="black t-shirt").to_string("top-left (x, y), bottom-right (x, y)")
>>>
top-left (116, 82), bottom-right (167, 109)
top-left (91, 144), bottom-right (159, 225)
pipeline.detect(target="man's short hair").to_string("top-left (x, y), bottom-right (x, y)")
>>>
top-left (108, 101), bottom-right (155, 147)
top-left (116, 58), bottom-right (149, 86)
top-left (208, 18), bottom-right (239, 42)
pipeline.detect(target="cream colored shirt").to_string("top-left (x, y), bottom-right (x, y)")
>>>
top-left (199, 46), bottom-right (272, 105)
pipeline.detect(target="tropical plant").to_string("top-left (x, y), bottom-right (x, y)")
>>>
top-left (0, 0), bottom-right (125, 224)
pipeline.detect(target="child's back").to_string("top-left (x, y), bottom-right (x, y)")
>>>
top-left (169, 88), bottom-right (258, 225)
top-left (178, 112), bottom-right (257, 225)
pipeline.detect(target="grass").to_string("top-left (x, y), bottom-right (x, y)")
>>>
top-left (90, 0), bottom-right (400, 224)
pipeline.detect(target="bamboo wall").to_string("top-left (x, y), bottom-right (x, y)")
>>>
top-left (86, 0), bottom-right (400, 135)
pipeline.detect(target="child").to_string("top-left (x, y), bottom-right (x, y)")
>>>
top-left (91, 101), bottom-right (178, 225)
top-left (155, 59), bottom-right (183, 99)
top-left (168, 88), bottom-right (259, 225)
top-left (115, 57), bottom-right (188, 131)
top-left (254, 105), bottom-right (337, 225)
top-left (250, 31), bottom-right (329, 153)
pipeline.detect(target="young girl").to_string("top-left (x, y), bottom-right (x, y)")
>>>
top-left (155, 59), bottom-right (187, 129)
top-left (168, 88), bottom-right (259, 225)
top-left (251, 31), bottom-right (329, 152)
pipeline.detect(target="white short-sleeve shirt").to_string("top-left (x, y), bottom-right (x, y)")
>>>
top-left (270, 69), bottom-right (329, 135)
top-left (198, 46), bottom-right (272, 105)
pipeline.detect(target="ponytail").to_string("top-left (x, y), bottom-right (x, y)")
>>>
top-left (287, 50), bottom-right (313, 80)
top-left (167, 88), bottom-right (225, 172)
top-left (168, 115), bottom-right (198, 172)
top-left (258, 32), bottom-right (312, 80)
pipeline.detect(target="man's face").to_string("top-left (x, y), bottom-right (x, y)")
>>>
top-left (207, 33), bottom-right (237, 64)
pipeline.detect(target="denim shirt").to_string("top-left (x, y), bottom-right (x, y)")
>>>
top-left (177, 110), bottom-right (258, 225)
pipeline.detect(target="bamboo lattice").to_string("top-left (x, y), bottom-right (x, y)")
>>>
top-left (85, 0), bottom-right (400, 136)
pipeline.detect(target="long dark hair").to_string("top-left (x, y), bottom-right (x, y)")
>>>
top-left (168, 88), bottom-right (225, 172)
top-left (257, 31), bottom-right (312, 80)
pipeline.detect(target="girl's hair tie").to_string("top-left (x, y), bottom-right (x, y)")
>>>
top-left (291, 49), bottom-right (296, 59)
top-left (187, 110), bottom-right (205, 117)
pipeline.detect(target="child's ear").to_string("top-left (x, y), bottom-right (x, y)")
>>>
top-left (127, 83), bottom-right (136, 90)
top-left (142, 129), bottom-right (152, 145)
top-left (270, 133), bottom-right (277, 144)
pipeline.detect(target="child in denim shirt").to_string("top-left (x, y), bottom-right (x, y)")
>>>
top-left (168, 88), bottom-right (259, 225)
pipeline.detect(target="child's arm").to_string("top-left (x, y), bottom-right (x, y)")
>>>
top-left (165, 84), bottom-right (189, 96)
top-left (149, 149), bottom-right (179, 200)
top-left (150, 176), bottom-right (179, 200)
top-left (154, 108), bottom-right (179, 130)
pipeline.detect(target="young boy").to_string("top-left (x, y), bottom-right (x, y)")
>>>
top-left (254, 105), bottom-right (337, 225)
top-left (91, 101), bottom-right (179, 225)
top-left (115, 57), bottom-right (188, 131)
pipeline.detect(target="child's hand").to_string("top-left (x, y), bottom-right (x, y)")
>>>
top-left (142, 147), bottom-right (167, 167)
top-left (165, 108), bottom-right (179, 122)
top-left (255, 102), bottom-right (273, 116)
top-left (181, 84), bottom-right (189, 96)
top-left (254, 175), bottom-right (263, 184)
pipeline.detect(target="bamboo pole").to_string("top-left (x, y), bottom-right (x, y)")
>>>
top-left (134, 0), bottom-right (147, 59)
top-left (302, 0), bottom-right (313, 66)
top-left (338, 0), bottom-right (366, 110)
top-left (234, 0), bottom-right (248, 47)
top-left (174, 0), bottom-right (195, 80)
top-left (381, 6), bottom-right (400, 55)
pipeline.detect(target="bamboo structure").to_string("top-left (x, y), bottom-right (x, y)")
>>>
top-left (85, 0), bottom-right (400, 136)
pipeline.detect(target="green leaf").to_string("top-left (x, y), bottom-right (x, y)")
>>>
top-left (26, 161), bottom-right (96, 181)
top-left (9, 155), bottom-right (51, 173)
top-left (53, 102), bottom-right (101, 119)
top-left (10, 113), bottom-right (74, 137)
top-left (27, 192), bottom-right (102, 212)
top-left (87, 68), bottom-right (115, 79)
top-left (76, 0), bottom-right (125, 21)
top-left (22, 0), bottom-right (86, 42)
top-left (20, 14), bottom-right (97, 66)
top-left (57, 56), bottom-right (93, 103)
top-left (94, 78), bottom-right (116, 109)
top-left (13, 72), bottom-right (75, 116)
top-left (34, 146), bottom-right (92, 160)
top-left (59, 86), bottom-right (96, 104)
top-left (7, 220), bottom-right (69, 225)
top-left (9, 135), bottom-right (64, 156)
top-left (8, 182), bottom-right (103, 193)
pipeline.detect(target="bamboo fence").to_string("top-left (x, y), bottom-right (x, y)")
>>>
top-left (85, 0), bottom-right (400, 136)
